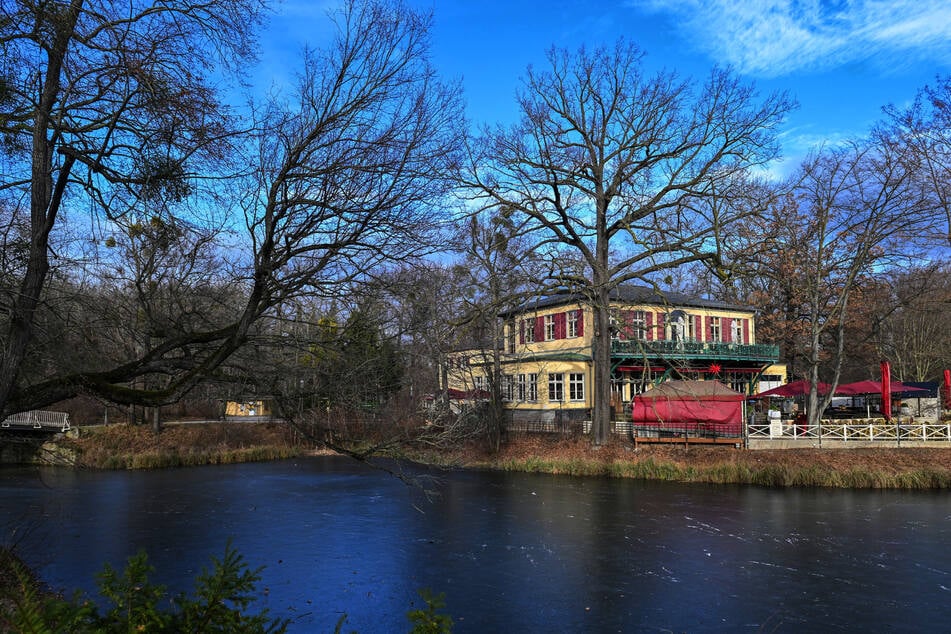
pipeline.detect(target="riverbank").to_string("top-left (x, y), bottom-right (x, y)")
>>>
top-left (64, 422), bottom-right (306, 468)
top-left (443, 436), bottom-right (951, 489)
top-left (46, 423), bottom-right (951, 488)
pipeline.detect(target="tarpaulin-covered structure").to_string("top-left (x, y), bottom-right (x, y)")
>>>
top-left (632, 380), bottom-right (745, 436)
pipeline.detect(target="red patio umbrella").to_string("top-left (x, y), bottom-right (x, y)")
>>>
top-left (755, 379), bottom-right (831, 398)
top-left (834, 380), bottom-right (879, 395)
top-left (835, 377), bottom-right (926, 419)
top-left (834, 380), bottom-right (927, 396)
top-left (881, 361), bottom-right (892, 421)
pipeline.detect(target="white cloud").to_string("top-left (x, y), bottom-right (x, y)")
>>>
top-left (631, 0), bottom-right (951, 77)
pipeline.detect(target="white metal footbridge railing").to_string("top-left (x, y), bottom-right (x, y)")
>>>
top-left (1, 410), bottom-right (71, 432)
top-left (747, 420), bottom-right (951, 442)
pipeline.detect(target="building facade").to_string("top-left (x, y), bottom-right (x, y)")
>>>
top-left (444, 285), bottom-right (781, 424)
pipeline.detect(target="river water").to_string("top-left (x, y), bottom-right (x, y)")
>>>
top-left (1, 456), bottom-right (949, 632)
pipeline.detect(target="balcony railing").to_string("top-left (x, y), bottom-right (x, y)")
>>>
top-left (611, 339), bottom-right (779, 362)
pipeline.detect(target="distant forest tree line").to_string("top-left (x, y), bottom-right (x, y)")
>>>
top-left (1, 0), bottom-right (948, 444)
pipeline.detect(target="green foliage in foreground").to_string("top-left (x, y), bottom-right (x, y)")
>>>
top-left (2, 544), bottom-right (455, 633)
top-left (2, 541), bottom-right (288, 633)
top-left (407, 589), bottom-right (453, 634)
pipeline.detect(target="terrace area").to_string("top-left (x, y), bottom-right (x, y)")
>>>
top-left (612, 339), bottom-right (780, 363)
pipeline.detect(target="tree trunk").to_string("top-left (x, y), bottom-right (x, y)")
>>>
top-left (490, 324), bottom-right (504, 453)
top-left (0, 3), bottom-right (81, 417)
top-left (591, 287), bottom-right (612, 446)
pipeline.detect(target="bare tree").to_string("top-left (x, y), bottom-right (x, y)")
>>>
top-left (770, 138), bottom-right (936, 425)
top-left (371, 263), bottom-right (467, 404)
top-left (884, 75), bottom-right (951, 246)
top-left (0, 0), bottom-right (265, 416)
top-left (463, 41), bottom-right (793, 445)
top-left (0, 0), bottom-right (463, 419)
top-left (877, 262), bottom-right (951, 382)
top-left (449, 210), bottom-right (539, 451)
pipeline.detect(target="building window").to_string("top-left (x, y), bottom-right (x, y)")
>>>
top-left (474, 376), bottom-right (484, 391)
top-left (503, 374), bottom-right (514, 401)
top-left (669, 310), bottom-right (687, 342)
top-left (567, 311), bottom-right (579, 338)
top-left (631, 310), bottom-right (646, 340)
top-left (610, 312), bottom-right (621, 340)
top-left (527, 373), bottom-right (538, 401)
top-left (507, 320), bottom-right (516, 353)
top-left (548, 372), bottom-right (564, 402)
top-left (731, 319), bottom-right (743, 344)
top-left (545, 314), bottom-right (555, 341)
top-left (686, 314), bottom-right (695, 341)
top-left (709, 316), bottom-right (721, 342)
top-left (516, 374), bottom-right (526, 401)
top-left (523, 318), bottom-right (535, 343)
top-left (569, 373), bottom-right (585, 401)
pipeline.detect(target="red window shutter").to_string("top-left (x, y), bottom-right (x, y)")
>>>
top-left (743, 318), bottom-right (749, 344)
top-left (656, 312), bottom-right (665, 340)
top-left (646, 311), bottom-right (653, 341)
top-left (695, 316), bottom-right (702, 341)
top-left (519, 320), bottom-right (525, 344)
top-left (576, 309), bottom-right (584, 337)
top-left (555, 312), bottom-right (566, 339)
top-left (534, 316), bottom-right (544, 342)
top-left (723, 317), bottom-right (732, 343)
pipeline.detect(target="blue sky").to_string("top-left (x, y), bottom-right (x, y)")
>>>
top-left (257, 0), bottom-right (951, 171)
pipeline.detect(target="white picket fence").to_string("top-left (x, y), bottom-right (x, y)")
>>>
top-left (747, 421), bottom-right (951, 442)
top-left (1, 410), bottom-right (71, 432)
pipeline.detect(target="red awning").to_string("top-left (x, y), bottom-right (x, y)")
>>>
top-left (615, 366), bottom-right (666, 373)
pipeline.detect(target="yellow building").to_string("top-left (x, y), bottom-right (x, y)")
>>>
top-left (444, 285), bottom-right (780, 425)
top-left (224, 398), bottom-right (274, 419)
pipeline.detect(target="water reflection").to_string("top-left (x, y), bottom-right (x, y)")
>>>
top-left (1, 458), bottom-right (949, 632)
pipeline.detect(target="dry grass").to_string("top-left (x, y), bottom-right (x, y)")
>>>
top-left (67, 422), bottom-right (307, 469)
top-left (442, 436), bottom-right (951, 489)
top-left (61, 424), bottom-right (951, 488)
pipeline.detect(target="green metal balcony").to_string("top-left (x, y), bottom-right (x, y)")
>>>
top-left (611, 339), bottom-right (779, 363)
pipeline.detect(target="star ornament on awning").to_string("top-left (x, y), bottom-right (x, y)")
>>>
top-left (708, 363), bottom-right (721, 375)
